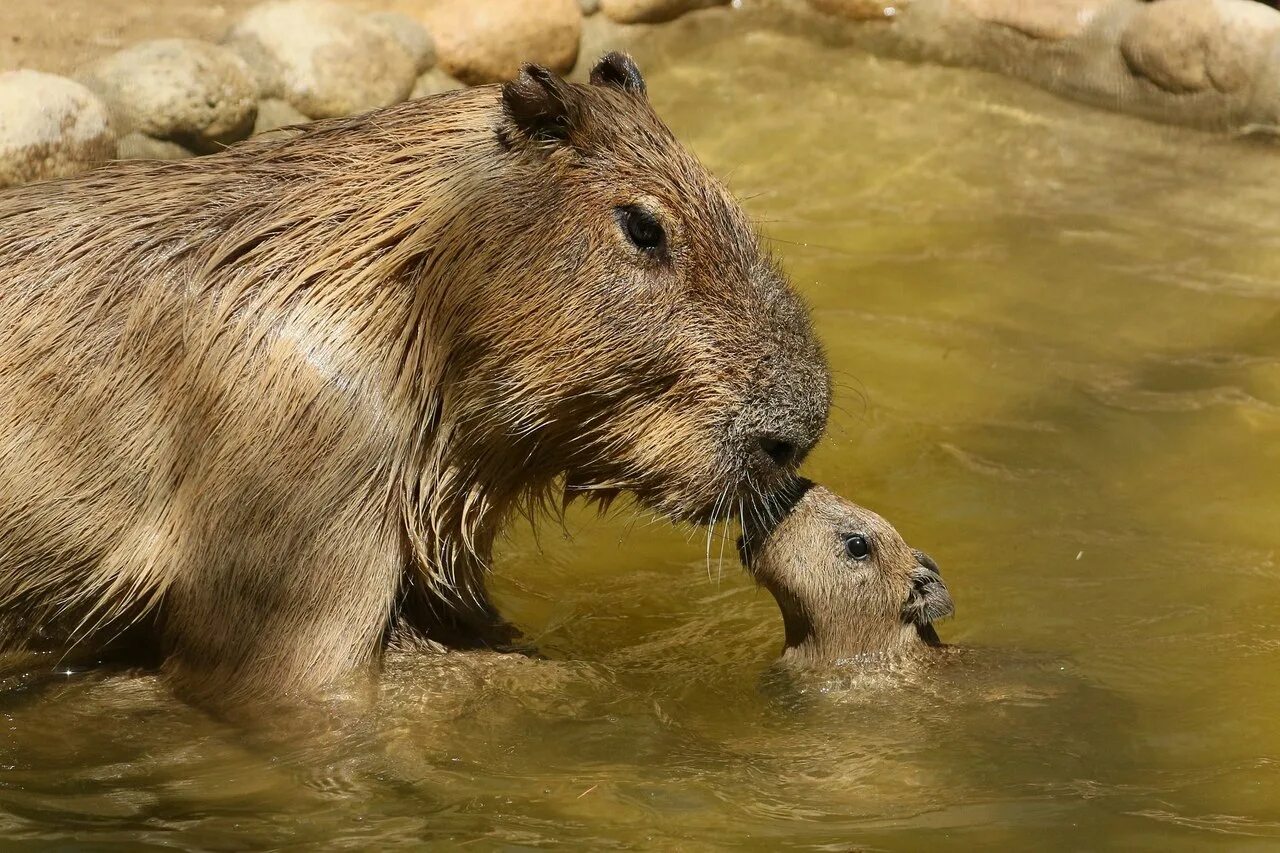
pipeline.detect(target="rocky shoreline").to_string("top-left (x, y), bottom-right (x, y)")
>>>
top-left (798, 0), bottom-right (1280, 136)
top-left (3, 0), bottom-right (1280, 187)
top-left (1, 0), bottom-right (711, 186)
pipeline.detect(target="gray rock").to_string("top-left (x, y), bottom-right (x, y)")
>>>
top-left (0, 70), bottom-right (116, 188)
top-left (420, 0), bottom-right (582, 85)
top-left (116, 132), bottom-right (195, 161)
top-left (411, 69), bottom-right (465, 100)
top-left (806, 0), bottom-right (906, 20)
top-left (580, 0), bottom-right (602, 14)
top-left (1120, 0), bottom-right (1280, 94)
top-left (600, 0), bottom-right (729, 24)
top-left (954, 0), bottom-right (1107, 38)
top-left (226, 0), bottom-right (417, 119)
top-left (803, 0), bottom-right (1280, 132)
top-left (574, 12), bottom-right (639, 78)
top-left (368, 12), bottom-right (438, 74)
top-left (253, 97), bottom-right (311, 135)
top-left (79, 39), bottom-right (257, 155)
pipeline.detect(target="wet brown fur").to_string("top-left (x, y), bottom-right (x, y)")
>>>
top-left (0, 56), bottom-right (830, 704)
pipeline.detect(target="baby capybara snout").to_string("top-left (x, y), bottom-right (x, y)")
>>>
top-left (740, 482), bottom-right (953, 666)
top-left (904, 551), bottom-right (952, 643)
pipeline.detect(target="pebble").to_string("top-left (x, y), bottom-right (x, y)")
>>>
top-left (805, 0), bottom-right (903, 21)
top-left (367, 12), bottom-right (438, 75)
top-left (954, 0), bottom-right (1106, 40)
top-left (600, 0), bottom-right (730, 24)
top-left (1120, 0), bottom-right (1280, 94)
top-left (421, 0), bottom-right (582, 85)
top-left (226, 0), bottom-right (417, 119)
top-left (0, 70), bottom-right (116, 187)
top-left (115, 131), bottom-right (195, 161)
top-left (252, 97), bottom-right (312, 135)
top-left (411, 69), bottom-right (466, 100)
top-left (78, 38), bottom-right (257, 154)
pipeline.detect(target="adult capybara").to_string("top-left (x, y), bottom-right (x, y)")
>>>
top-left (0, 54), bottom-right (830, 704)
top-left (739, 482), bottom-right (951, 666)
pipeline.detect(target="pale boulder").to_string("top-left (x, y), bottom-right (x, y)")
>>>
top-left (0, 71), bottom-right (116, 187)
top-left (226, 0), bottom-right (417, 118)
top-left (421, 0), bottom-right (582, 85)
top-left (600, 0), bottom-right (729, 24)
top-left (1120, 0), bottom-right (1280, 94)
top-left (79, 39), bottom-right (257, 154)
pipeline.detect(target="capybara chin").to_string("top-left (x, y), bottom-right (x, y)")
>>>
top-left (739, 482), bottom-right (952, 667)
top-left (0, 53), bottom-right (831, 704)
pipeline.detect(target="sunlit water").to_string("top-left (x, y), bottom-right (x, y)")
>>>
top-left (6, 10), bottom-right (1280, 850)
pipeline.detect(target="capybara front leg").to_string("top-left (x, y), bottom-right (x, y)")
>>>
top-left (161, 534), bottom-right (403, 706)
top-left (392, 573), bottom-right (527, 654)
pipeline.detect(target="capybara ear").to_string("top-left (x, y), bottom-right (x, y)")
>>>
top-left (501, 63), bottom-right (583, 145)
top-left (589, 52), bottom-right (647, 97)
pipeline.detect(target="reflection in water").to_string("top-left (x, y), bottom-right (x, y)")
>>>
top-left (6, 8), bottom-right (1280, 849)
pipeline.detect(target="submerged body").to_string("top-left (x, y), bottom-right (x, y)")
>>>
top-left (0, 55), bottom-right (830, 703)
top-left (740, 482), bottom-right (952, 667)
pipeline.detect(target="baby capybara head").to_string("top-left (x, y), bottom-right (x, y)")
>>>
top-left (445, 54), bottom-right (830, 525)
top-left (738, 482), bottom-right (953, 666)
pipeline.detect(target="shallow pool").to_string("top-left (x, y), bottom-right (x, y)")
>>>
top-left (5, 10), bottom-right (1280, 850)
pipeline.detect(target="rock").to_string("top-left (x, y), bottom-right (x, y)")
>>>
top-left (1121, 0), bottom-right (1222, 92)
top-left (78, 39), bottom-right (257, 155)
top-left (368, 12), bottom-right (438, 74)
top-left (954, 0), bottom-right (1106, 40)
top-left (580, 0), bottom-right (602, 13)
top-left (805, 0), bottom-right (904, 20)
top-left (600, 0), bottom-right (729, 23)
top-left (422, 0), bottom-right (582, 85)
top-left (600, 0), bottom-right (730, 22)
top-left (411, 69), bottom-right (465, 99)
top-left (116, 132), bottom-right (195, 161)
top-left (252, 97), bottom-right (311, 135)
top-left (575, 11), bottom-right (638, 71)
top-left (803, 0), bottom-right (1280, 132)
top-left (226, 0), bottom-right (417, 119)
top-left (0, 70), bottom-right (116, 188)
top-left (1120, 0), bottom-right (1280, 94)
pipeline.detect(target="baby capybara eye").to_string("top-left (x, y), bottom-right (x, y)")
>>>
top-left (843, 533), bottom-right (871, 561)
top-left (616, 205), bottom-right (666, 253)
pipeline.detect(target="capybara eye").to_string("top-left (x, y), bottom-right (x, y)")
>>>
top-left (843, 533), bottom-right (871, 561)
top-left (616, 205), bottom-right (666, 254)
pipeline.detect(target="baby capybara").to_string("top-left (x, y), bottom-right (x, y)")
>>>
top-left (739, 482), bottom-right (952, 666)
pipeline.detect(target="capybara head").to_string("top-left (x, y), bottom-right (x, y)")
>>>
top-left (443, 54), bottom-right (831, 526)
top-left (738, 482), bottom-right (953, 666)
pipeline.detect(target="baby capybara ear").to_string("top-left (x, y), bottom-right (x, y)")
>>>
top-left (500, 64), bottom-right (583, 145)
top-left (589, 52), bottom-right (647, 97)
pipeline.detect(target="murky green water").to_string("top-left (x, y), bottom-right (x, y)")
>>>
top-left (6, 11), bottom-right (1280, 851)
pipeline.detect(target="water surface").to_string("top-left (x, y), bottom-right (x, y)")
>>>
top-left (5, 11), bottom-right (1280, 850)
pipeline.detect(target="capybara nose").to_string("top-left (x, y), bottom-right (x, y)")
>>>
top-left (904, 564), bottom-right (954, 626)
top-left (756, 433), bottom-right (801, 469)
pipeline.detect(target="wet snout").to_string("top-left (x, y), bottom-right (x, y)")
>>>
top-left (741, 376), bottom-right (829, 479)
top-left (902, 550), bottom-right (954, 629)
top-left (734, 285), bottom-right (831, 484)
